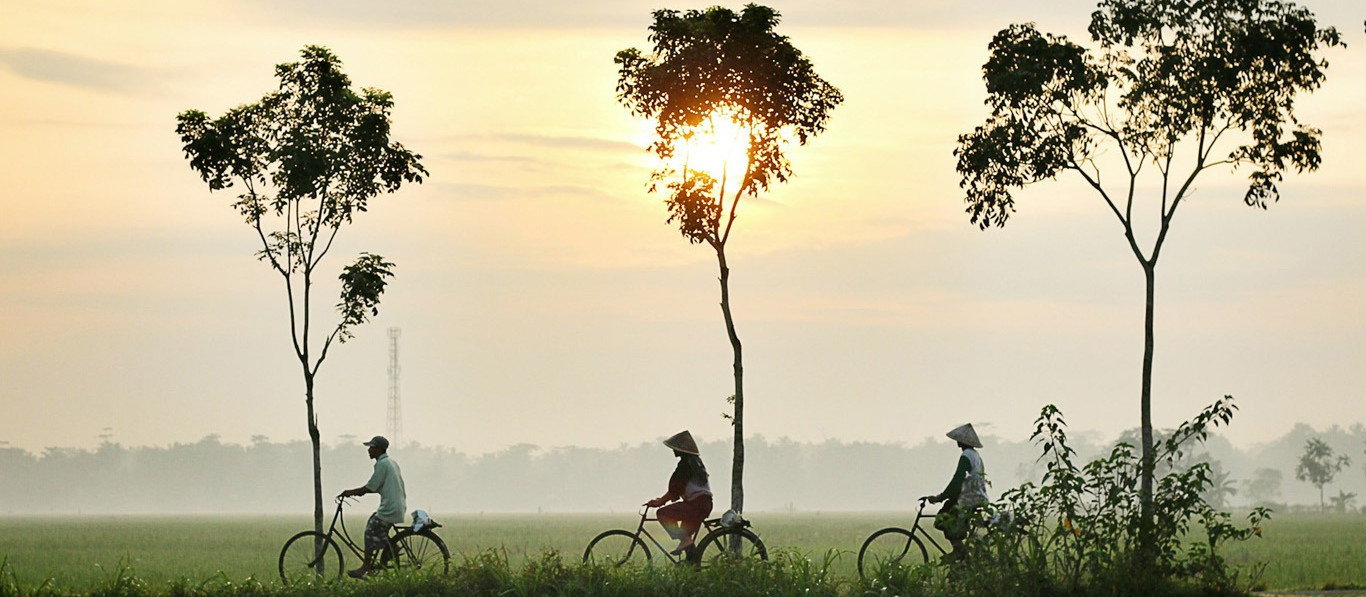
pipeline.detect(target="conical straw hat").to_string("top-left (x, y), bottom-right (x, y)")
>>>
top-left (946, 423), bottom-right (983, 448)
top-left (663, 430), bottom-right (700, 455)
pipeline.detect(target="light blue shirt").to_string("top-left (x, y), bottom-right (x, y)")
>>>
top-left (365, 454), bottom-right (407, 524)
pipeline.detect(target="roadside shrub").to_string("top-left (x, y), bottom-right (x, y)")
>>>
top-left (3, 549), bottom-right (844, 597)
top-left (866, 397), bottom-right (1270, 597)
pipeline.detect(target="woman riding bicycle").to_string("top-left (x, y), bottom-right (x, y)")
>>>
top-left (924, 423), bottom-right (988, 559)
top-left (644, 430), bottom-right (712, 555)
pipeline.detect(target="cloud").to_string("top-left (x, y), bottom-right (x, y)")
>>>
top-left (432, 182), bottom-right (615, 202)
top-left (443, 150), bottom-right (546, 165)
top-left (244, 0), bottom-right (1257, 32)
top-left (0, 47), bottom-right (161, 94)
top-left (227, 0), bottom-right (1047, 30)
top-left (497, 133), bottom-right (641, 153)
top-left (429, 133), bottom-right (639, 154)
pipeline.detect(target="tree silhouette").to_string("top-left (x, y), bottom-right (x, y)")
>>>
top-left (615, 5), bottom-right (842, 514)
top-left (1242, 467), bottom-right (1283, 507)
top-left (1296, 437), bottom-right (1350, 512)
top-left (1328, 490), bottom-right (1357, 514)
top-left (954, 0), bottom-right (1340, 561)
top-left (175, 46), bottom-right (425, 534)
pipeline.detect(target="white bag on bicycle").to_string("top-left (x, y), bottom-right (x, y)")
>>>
top-left (411, 509), bottom-right (432, 532)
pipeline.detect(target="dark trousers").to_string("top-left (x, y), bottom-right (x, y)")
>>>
top-left (658, 495), bottom-right (714, 540)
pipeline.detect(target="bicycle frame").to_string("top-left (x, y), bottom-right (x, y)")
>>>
top-left (626, 505), bottom-right (731, 564)
top-left (326, 497), bottom-right (426, 562)
top-left (625, 507), bottom-right (681, 563)
top-left (315, 497), bottom-right (368, 561)
top-left (909, 498), bottom-right (950, 557)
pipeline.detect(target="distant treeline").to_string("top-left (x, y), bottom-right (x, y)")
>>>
top-left (2, 423), bottom-right (1362, 515)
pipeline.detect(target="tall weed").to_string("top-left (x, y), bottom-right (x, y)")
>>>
top-left (865, 397), bottom-right (1270, 597)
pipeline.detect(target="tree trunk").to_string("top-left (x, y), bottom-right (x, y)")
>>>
top-left (1138, 260), bottom-right (1157, 568)
top-left (306, 373), bottom-right (323, 536)
top-left (716, 247), bottom-right (744, 515)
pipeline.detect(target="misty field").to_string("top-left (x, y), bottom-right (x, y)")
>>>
top-left (0, 512), bottom-right (1362, 592)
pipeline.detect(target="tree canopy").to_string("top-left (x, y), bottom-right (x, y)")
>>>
top-left (957, 0), bottom-right (1341, 231)
top-left (954, 0), bottom-right (1342, 568)
top-left (615, 4), bottom-right (842, 516)
top-left (175, 45), bottom-right (426, 533)
top-left (616, 4), bottom-right (843, 246)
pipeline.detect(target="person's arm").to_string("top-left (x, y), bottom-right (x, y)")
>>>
top-left (339, 459), bottom-right (388, 498)
top-left (927, 453), bottom-right (972, 503)
top-left (339, 486), bottom-right (372, 498)
top-left (645, 466), bottom-right (687, 506)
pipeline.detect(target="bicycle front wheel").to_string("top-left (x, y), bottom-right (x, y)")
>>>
top-left (693, 527), bottom-right (767, 566)
top-left (857, 527), bottom-right (927, 578)
top-left (583, 529), bottom-right (652, 566)
top-left (279, 531), bottom-right (343, 585)
top-left (389, 529), bottom-right (451, 575)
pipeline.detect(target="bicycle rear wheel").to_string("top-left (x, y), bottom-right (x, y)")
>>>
top-left (279, 531), bottom-right (343, 585)
top-left (583, 529), bottom-right (652, 566)
top-left (857, 527), bottom-right (927, 578)
top-left (387, 529), bottom-right (451, 575)
top-left (693, 527), bottom-right (767, 567)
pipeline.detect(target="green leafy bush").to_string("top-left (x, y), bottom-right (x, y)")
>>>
top-left (1, 550), bottom-right (846, 597)
top-left (865, 397), bottom-right (1270, 597)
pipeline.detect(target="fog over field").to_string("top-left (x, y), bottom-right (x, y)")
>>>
top-left (2, 423), bottom-right (1361, 515)
top-left (3, 0), bottom-right (1366, 463)
top-left (2, 0), bottom-right (1365, 539)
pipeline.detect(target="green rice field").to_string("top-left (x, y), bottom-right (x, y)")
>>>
top-left (0, 511), bottom-right (1362, 593)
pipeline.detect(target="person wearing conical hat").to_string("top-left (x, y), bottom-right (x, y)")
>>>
top-left (922, 423), bottom-right (988, 558)
top-left (644, 430), bottom-right (713, 555)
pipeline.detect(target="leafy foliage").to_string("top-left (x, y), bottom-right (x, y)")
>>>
top-left (336, 253), bottom-right (395, 343)
top-left (175, 45), bottom-right (421, 355)
top-left (1328, 490), bottom-right (1358, 514)
top-left (615, 4), bottom-right (843, 248)
top-left (614, 5), bottom-right (842, 516)
top-left (1296, 437), bottom-right (1351, 511)
top-left (1242, 467), bottom-right (1283, 507)
top-left (867, 398), bottom-right (1271, 596)
top-left (0, 550), bottom-right (845, 597)
top-left (953, 0), bottom-right (1342, 561)
top-left (957, 0), bottom-right (1342, 229)
top-left (174, 45), bottom-right (424, 534)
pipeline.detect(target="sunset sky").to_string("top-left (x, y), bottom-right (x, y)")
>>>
top-left (2, 0), bottom-right (1364, 459)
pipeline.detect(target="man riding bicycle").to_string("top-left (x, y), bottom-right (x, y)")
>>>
top-left (338, 435), bottom-right (406, 578)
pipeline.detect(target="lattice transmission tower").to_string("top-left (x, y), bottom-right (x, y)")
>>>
top-left (386, 327), bottom-right (402, 447)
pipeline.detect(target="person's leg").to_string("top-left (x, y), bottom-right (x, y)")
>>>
top-left (657, 502), bottom-right (686, 540)
top-left (350, 513), bottom-right (390, 578)
top-left (673, 496), bottom-right (712, 554)
top-left (942, 505), bottom-right (968, 560)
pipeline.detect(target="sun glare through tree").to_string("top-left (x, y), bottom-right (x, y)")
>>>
top-left (676, 109), bottom-right (750, 199)
top-left (616, 5), bottom-right (843, 517)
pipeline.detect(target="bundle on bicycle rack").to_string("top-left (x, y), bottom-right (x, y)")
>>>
top-left (410, 509), bottom-right (439, 532)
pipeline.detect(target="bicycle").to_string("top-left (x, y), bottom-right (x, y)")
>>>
top-left (856, 497), bottom-right (950, 578)
top-left (278, 496), bottom-right (450, 584)
top-left (583, 505), bottom-right (768, 567)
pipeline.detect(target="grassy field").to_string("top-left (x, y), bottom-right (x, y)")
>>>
top-left (0, 511), bottom-right (1361, 592)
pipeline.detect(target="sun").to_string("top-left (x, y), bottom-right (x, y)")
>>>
top-left (679, 110), bottom-right (750, 193)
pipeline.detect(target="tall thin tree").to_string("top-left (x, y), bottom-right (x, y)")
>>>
top-left (1295, 437), bottom-right (1350, 512)
top-left (176, 46), bottom-right (426, 534)
top-left (616, 5), bottom-right (842, 514)
top-left (954, 0), bottom-right (1340, 564)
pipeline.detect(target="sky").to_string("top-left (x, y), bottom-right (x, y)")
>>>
top-left (1, 0), bottom-right (1364, 458)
